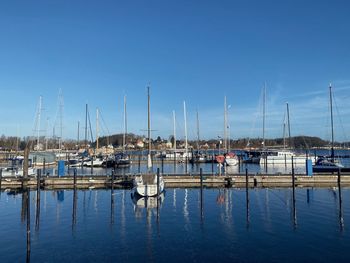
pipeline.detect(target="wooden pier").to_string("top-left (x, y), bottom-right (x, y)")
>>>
top-left (1, 173), bottom-right (350, 190)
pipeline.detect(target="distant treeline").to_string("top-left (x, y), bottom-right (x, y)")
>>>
top-left (0, 134), bottom-right (347, 151)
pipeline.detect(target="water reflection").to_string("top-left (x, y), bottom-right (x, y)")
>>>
top-left (131, 192), bottom-right (165, 219)
top-left (3, 186), bottom-right (350, 262)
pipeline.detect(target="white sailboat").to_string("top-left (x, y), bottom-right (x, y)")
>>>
top-left (133, 86), bottom-right (165, 197)
top-left (116, 95), bottom-right (131, 166)
top-left (223, 96), bottom-right (238, 166)
top-left (313, 84), bottom-right (346, 172)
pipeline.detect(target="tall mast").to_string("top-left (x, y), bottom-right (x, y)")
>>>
top-left (286, 102), bottom-right (291, 149)
top-left (147, 86), bottom-right (152, 171)
top-left (85, 104), bottom-right (88, 149)
top-left (37, 96), bottom-right (42, 151)
top-left (262, 83), bottom-right (266, 148)
top-left (183, 101), bottom-right (188, 156)
top-left (283, 113), bottom-right (286, 149)
top-left (173, 110), bottom-right (176, 152)
top-left (330, 84), bottom-right (335, 162)
top-left (96, 108), bottom-right (99, 150)
top-left (58, 89), bottom-right (64, 151)
top-left (224, 96), bottom-right (227, 152)
top-left (196, 109), bottom-right (200, 151)
top-left (77, 121), bottom-right (80, 148)
top-left (123, 95), bottom-right (127, 153)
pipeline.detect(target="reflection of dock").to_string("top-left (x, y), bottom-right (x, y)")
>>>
top-left (2, 173), bottom-right (350, 189)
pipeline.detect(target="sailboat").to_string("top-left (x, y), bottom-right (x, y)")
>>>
top-left (133, 86), bottom-right (165, 197)
top-left (115, 95), bottom-right (131, 167)
top-left (312, 85), bottom-right (347, 172)
top-left (223, 96), bottom-right (238, 166)
top-left (190, 109), bottom-right (208, 163)
top-left (259, 102), bottom-right (311, 165)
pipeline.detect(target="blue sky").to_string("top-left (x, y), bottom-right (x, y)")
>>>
top-left (0, 0), bottom-right (350, 142)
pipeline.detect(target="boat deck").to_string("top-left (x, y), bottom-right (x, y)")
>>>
top-left (142, 174), bottom-right (156, 184)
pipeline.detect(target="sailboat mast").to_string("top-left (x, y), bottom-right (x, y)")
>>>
top-left (224, 96), bottom-right (227, 152)
top-left (262, 83), bottom-right (266, 148)
top-left (123, 95), bottom-right (127, 153)
top-left (37, 96), bottom-right (42, 151)
top-left (330, 84), bottom-right (335, 162)
top-left (196, 109), bottom-right (200, 151)
top-left (286, 102), bottom-right (291, 149)
top-left (183, 101), bottom-right (188, 156)
top-left (96, 108), bottom-right (99, 150)
top-left (85, 104), bottom-right (88, 149)
top-left (173, 110), bottom-right (176, 152)
top-left (77, 121), bottom-right (80, 148)
top-left (147, 86), bottom-right (152, 171)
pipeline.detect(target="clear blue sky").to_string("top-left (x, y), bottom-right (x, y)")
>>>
top-left (1, 0), bottom-right (350, 142)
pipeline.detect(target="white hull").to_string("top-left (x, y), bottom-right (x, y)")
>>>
top-left (2, 167), bottom-right (36, 177)
top-left (133, 174), bottom-right (165, 197)
top-left (84, 159), bottom-right (104, 167)
top-left (225, 157), bottom-right (238, 166)
top-left (260, 156), bottom-right (312, 165)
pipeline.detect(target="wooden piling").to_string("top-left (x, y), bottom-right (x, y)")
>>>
top-left (245, 168), bottom-right (249, 226)
top-left (26, 189), bottom-right (31, 262)
top-left (73, 169), bottom-right (77, 187)
top-left (157, 168), bottom-right (160, 196)
top-left (200, 168), bottom-right (203, 219)
top-left (161, 157), bottom-right (164, 174)
top-left (35, 170), bottom-right (41, 232)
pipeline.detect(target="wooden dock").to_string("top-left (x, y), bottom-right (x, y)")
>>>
top-left (1, 173), bottom-right (350, 190)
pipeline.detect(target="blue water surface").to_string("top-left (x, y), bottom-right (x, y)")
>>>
top-left (0, 187), bottom-right (349, 262)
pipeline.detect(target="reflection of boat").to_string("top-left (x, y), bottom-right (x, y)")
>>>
top-left (133, 86), bottom-right (165, 197)
top-left (131, 191), bottom-right (165, 209)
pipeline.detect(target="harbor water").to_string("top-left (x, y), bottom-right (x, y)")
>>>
top-left (0, 187), bottom-right (349, 262)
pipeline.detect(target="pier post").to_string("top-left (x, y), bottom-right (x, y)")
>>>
top-left (200, 168), bottom-right (203, 220)
top-left (111, 170), bottom-right (115, 189)
top-left (73, 168), bottom-right (77, 187)
top-left (26, 188), bottom-right (31, 262)
top-left (292, 156), bottom-right (297, 227)
top-left (138, 155), bottom-right (141, 173)
top-left (35, 170), bottom-right (41, 231)
top-left (185, 157), bottom-right (188, 174)
top-left (37, 169), bottom-right (41, 191)
top-left (110, 169), bottom-right (115, 225)
top-left (337, 169), bottom-right (344, 230)
top-left (211, 155), bottom-right (214, 176)
top-left (43, 158), bottom-right (46, 176)
top-left (0, 168), bottom-right (2, 189)
top-left (245, 168), bottom-right (249, 227)
top-left (161, 156), bottom-right (164, 174)
top-left (238, 156), bottom-right (241, 173)
top-left (157, 168), bottom-right (160, 196)
top-left (90, 158), bottom-right (93, 175)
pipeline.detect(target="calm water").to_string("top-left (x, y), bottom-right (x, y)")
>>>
top-left (61, 149), bottom-right (350, 176)
top-left (0, 187), bottom-right (349, 262)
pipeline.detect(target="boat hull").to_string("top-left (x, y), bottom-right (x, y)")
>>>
top-left (133, 174), bottom-right (165, 197)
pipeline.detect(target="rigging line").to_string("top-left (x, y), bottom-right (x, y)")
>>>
top-left (87, 106), bottom-right (94, 143)
top-left (247, 87), bottom-right (264, 147)
top-left (98, 109), bottom-right (111, 137)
